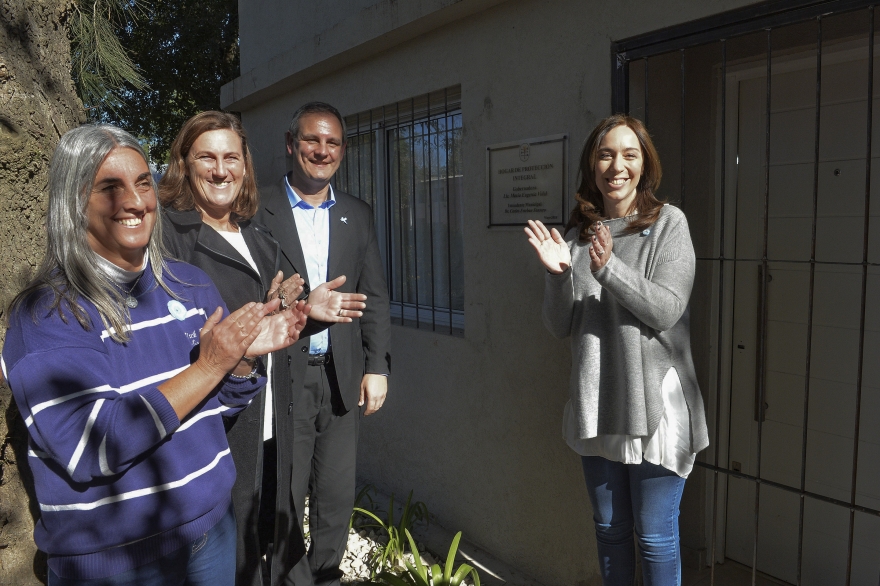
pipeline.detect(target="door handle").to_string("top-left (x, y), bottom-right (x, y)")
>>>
top-left (754, 263), bottom-right (770, 422)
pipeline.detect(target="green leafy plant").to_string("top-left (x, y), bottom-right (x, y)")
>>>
top-left (351, 484), bottom-right (378, 531)
top-left (367, 529), bottom-right (480, 586)
top-left (351, 488), bottom-right (429, 576)
top-left (70, 0), bottom-right (148, 116)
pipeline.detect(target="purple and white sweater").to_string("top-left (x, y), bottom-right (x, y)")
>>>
top-left (0, 260), bottom-right (264, 579)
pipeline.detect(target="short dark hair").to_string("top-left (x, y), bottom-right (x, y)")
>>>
top-left (288, 102), bottom-right (347, 142)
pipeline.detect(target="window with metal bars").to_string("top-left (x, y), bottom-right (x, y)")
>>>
top-left (334, 87), bottom-right (464, 334)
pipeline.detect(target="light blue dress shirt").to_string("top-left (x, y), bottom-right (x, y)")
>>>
top-left (284, 177), bottom-right (336, 355)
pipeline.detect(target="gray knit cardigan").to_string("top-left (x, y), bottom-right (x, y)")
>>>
top-left (543, 204), bottom-right (709, 454)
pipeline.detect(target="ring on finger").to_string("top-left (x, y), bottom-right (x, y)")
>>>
top-left (277, 287), bottom-right (290, 310)
top-left (338, 308), bottom-right (344, 317)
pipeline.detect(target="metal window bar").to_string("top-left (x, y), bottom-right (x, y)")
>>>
top-left (843, 6), bottom-right (876, 584)
top-left (681, 48), bottom-right (687, 211)
top-left (709, 36), bottom-right (728, 586)
top-left (644, 57), bottom-right (649, 126)
top-left (337, 88), bottom-right (463, 334)
top-left (795, 17), bottom-right (822, 586)
top-left (395, 100), bottom-right (404, 322)
top-left (613, 1), bottom-right (880, 584)
top-left (426, 92), bottom-right (436, 331)
top-left (410, 97), bottom-right (420, 328)
top-left (749, 29), bottom-right (773, 586)
top-left (445, 88), bottom-right (453, 335)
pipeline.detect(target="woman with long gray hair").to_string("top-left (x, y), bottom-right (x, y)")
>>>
top-left (2, 124), bottom-right (309, 585)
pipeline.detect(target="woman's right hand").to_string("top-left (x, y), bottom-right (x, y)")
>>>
top-left (197, 302), bottom-right (273, 377)
top-left (525, 220), bottom-right (571, 274)
top-left (161, 301), bottom-right (278, 420)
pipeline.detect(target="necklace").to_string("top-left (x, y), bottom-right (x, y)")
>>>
top-left (122, 273), bottom-right (144, 308)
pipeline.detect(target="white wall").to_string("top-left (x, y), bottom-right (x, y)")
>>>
top-left (228, 0), bottom-right (761, 583)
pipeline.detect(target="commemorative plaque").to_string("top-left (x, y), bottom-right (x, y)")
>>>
top-left (487, 134), bottom-right (567, 227)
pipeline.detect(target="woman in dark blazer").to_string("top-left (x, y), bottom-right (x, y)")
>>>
top-left (159, 111), bottom-right (365, 586)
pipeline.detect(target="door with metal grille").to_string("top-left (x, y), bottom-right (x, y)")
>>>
top-left (614, 1), bottom-right (880, 584)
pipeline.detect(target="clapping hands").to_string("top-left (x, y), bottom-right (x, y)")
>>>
top-left (525, 220), bottom-right (571, 274)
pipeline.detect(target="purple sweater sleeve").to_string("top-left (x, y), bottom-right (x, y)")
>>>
top-left (9, 342), bottom-right (182, 483)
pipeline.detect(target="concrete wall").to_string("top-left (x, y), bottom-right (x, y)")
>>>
top-left (227, 0), bottom-right (761, 583)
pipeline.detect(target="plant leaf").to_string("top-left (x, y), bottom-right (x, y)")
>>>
top-left (353, 507), bottom-right (389, 531)
top-left (450, 563), bottom-right (478, 586)
top-left (431, 563), bottom-right (445, 585)
top-left (444, 531), bottom-right (463, 583)
top-left (404, 528), bottom-right (427, 579)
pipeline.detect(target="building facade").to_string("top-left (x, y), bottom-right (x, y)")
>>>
top-left (223, 1), bottom-right (880, 584)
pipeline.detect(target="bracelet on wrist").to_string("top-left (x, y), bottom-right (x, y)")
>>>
top-left (229, 361), bottom-right (259, 381)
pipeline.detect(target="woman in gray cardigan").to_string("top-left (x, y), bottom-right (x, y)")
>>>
top-left (525, 115), bottom-right (708, 586)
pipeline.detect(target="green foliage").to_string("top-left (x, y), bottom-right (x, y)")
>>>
top-left (69, 0), bottom-right (239, 163)
top-left (367, 530), bottom-right (480, 586)
top-left (351, 488), bottom-right (429, 577)
top-left (107, 0), bottom-right (239, 163)
top-left (70, 1), bottom-right (148, 116)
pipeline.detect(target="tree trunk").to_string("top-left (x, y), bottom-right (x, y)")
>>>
top-left (0, 1), bottom-right (84, 583)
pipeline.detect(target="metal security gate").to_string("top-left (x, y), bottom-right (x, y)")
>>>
top-left (613, 1), bottom-right (880, 584)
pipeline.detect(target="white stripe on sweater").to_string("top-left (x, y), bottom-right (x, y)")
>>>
top-left (25, 366), bottom-right (187, 427)
top-left (67, 400), bottom-right (103, 476)
top-left (99, 435), bottom-right (114, 476)
top-left (41, 448), bottom-right (231, 512)
top-left (100, 308), bottom-right (207, 340)
top-left (25, 385), bottom-right (113, 427)
top-left (140, 395), bottom-right (167, 439)
top-left (119, 366), bottom-right (187, 394)
top-left (177, 404), bottom-right (232, 432)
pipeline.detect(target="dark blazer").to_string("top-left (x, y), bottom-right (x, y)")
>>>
top-left (255, 178), bottom-right (391, 585)
top-left (256, 178), bottom-right (392, 409)
top-left (161, 207), bottom-right (296, 586)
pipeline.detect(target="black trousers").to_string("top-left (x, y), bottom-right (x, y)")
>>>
top-left (284, 357), bottom-right (358, 586)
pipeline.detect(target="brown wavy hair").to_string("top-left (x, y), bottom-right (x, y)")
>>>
top-left (159, 111), bottom-right (259, 220)
top-left (565, 114), bottom-right (664, 241)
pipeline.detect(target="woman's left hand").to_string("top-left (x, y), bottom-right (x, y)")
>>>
top-left (266, 271), bottom-right (305, 309)
top-left (246, 298), bottom-right (310, 356)
top-left (589, 222), bottom-right (613, 272)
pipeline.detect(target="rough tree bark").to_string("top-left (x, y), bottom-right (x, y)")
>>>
top-left (0, 1), bottom-right (84, 583)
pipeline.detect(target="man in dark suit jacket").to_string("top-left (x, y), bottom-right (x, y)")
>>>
top-left (256, 102), bottom-right (391, 586)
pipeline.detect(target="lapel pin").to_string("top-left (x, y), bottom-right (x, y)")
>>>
top-left (341, 217), bottom-right (348, 224)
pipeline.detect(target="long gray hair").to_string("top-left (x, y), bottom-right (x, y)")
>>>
top-left (11, 124), bottom-right (177, 343)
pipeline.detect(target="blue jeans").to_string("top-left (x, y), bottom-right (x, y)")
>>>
top-left (581, 456), bottom-right (686, 586)
top-left (48, 504), bottom-right (237, 586)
